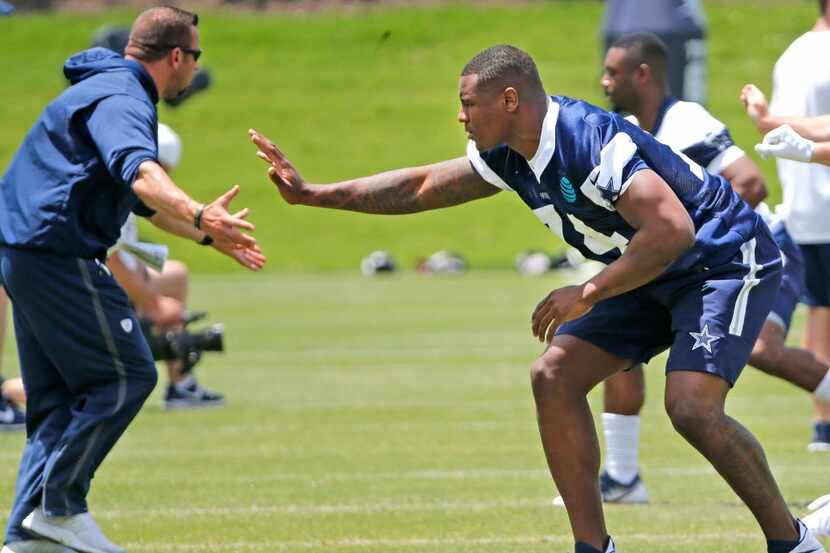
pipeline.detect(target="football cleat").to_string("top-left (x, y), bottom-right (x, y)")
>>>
top-left (553, 471), bottom-right (648, 507)
top-left (804, 494), bottom-right (830, 538)
top-left (22, 508), bottom-right (123, 553)
top-left (163, 379), bottom-right (225, 410)
top-left (808, 421), bottom-right (830, 452)
top-left (786, 518), bottom-right (826, 553)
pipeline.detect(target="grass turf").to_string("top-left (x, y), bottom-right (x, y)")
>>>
top-left (0, 271), bottom-right (827, 552)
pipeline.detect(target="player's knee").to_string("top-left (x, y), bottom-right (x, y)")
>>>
top-left (530, 350), bottom-right (577, 398)
top-left (128, 362), bottom-right (158, 402)
top-left (164, 260), bottom-right (189, 290)
top-left (665, 396), bottom-right (722, 440)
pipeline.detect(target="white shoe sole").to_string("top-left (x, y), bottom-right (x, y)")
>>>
top-left (21, 512), bottom-right (121, 553)
top-left (2, 541), bottom-right (78, 553)
top-left (807, 441), bottom-right (830, 452)
top-left (164, 398), bottom-right (225, 411)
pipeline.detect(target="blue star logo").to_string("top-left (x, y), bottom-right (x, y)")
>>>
top-left (689, 324), bottom-right (720, 353)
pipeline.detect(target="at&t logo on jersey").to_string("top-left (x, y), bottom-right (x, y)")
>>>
top-left (560, 176), bottom-right (577, 203)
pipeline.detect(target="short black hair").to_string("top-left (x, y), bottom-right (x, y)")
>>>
top-left (461, 44), bottom-right (543, 92)
top-left (126, 6), bottom-right (199, 62)
top-left (610, 32), bottom-right (669, 84)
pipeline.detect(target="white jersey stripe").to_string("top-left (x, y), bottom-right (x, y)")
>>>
top-left (729, 238), bottom-right (760, 336)
top-left (466, 141), bottom-right (513, 192)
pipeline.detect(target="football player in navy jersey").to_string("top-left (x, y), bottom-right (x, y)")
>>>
top-left (554, 32), bottom-right (830, 509)
top-left (249, 45), bottom-right (822, 553)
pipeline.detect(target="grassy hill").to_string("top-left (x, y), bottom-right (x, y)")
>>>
top-left (0, 1), bottom-right (818, 271)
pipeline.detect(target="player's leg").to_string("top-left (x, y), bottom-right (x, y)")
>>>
top-left (532, 335), bottom-right (629, 552)
top-left (664, 371), bottom-right (797, 540)
top-left (600, 365), bottom-right (647, 501)
top-left (750, 320), bottom-right (830, 395)
top-left (663, 233), bottom-right (813, 548)
top-left (798, 244), bottom-right (830, 451)
top-left (535, 292), bottom-right (670, 552)
top-left (804, 308), bottom-right (830, 450)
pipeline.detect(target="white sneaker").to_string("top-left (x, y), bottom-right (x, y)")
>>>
top-left (21, 509), bottom-right (123, 553)
top-left (789, 518), bottom-right (826, 553)
top-left (553, 471), bottom-right (649, 507)
top-left (1, 541), bottom-right (78, 553)
top-left (804, 494), bottom-right (830, 538)
top-left (605, 536), bottom-right (616, 553)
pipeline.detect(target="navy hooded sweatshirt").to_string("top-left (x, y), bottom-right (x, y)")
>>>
top-left (0, 48), bottom-right (159, 260)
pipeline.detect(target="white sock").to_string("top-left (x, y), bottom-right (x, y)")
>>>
top-left (814, 369), bottom-right (830, 403)
top-left (602, 413), bottom-right (641, 484)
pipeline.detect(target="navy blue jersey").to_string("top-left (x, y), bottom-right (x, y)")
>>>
top-left (467, 96), bottom-right (762, 279)
top-left (0, 48), bottom-right (158, 260)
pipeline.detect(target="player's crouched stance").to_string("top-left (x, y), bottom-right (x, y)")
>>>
top-left (250, 44), bottom-right (823, 553)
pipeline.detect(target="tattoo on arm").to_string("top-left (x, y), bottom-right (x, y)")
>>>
top-left (313, 157), bottom-right (499, 214)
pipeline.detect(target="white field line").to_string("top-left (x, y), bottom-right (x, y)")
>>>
top-left (124, 532), bottom-right (761, 552)
top-left (96, 498), bottom-right (550, 519)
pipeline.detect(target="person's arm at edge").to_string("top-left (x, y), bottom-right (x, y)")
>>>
top-left (719, 155), bottom-right (767, 208)
top-left (741, 83), bottom-right (830, 140)
top-left (814, 142), bottom-right (830, 165)
top-left (249, 130), bottom-right (500, 213)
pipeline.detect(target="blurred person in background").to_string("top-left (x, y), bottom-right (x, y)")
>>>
top-left (553, 32), bottom-right (830, 508)
top-left (0, 7), bottom-right (262, 553)
top-left (741, 0), bottom-right (830, 452)
top-left (601, 0), bottom-right (707, 105)
top-left (107, 123), bottom-right (225, 410)
top-left (752, 116), bottom-right (830, 540)
top-left (0, 288), bottom-right (25, 431)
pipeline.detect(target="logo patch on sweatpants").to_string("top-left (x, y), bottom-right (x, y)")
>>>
top-left (120, 319), bottom-right (133, 333)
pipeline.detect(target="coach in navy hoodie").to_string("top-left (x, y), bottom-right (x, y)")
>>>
top-left (0, 7), bottom-right (264, 553)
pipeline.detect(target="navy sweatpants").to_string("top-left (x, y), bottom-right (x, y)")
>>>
top-left (0, 247), bottom-right (157, 543)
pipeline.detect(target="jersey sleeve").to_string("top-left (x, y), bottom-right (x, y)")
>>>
top-left (466, 141), bottom-right (514, 191)
top-left (586, 126), bottom-right (649, 206)
top-left (84, 94), bottom-right (158, 188)
top-left (682, 128), bottom-right (745, 175)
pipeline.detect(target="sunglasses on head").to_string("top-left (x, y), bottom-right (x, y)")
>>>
top-left (159, 44), bottom-right (201, 61)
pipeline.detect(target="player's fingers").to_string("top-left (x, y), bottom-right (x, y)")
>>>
top-left (545, 318), bottom-right (560, 345)
top-left (256, 151), bottom-right (275, 165)
top-left (532, 303), bottom-right (555, 341)
top-left (233, 208), bottom-right (250, 219)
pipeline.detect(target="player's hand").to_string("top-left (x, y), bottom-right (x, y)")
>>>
top-left (248, 128), bottom-right (308, 205)
top-left (531, 285), bottom-right (594, 344)
top-left (200, 185), bottom-right (258, 249)
top-left (148, 296), bottom-right (185, 330)
top-left (755, 124), bottom-right (815, 162)
top-left (740, 84), bottom-right (769, 127)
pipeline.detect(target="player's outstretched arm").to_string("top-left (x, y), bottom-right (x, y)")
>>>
top-left (132, 160), bottom-right (258, 249)
top-left (249, 129), bottom-right (499, 214)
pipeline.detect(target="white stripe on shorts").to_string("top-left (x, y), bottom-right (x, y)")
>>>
top-left (729, 238), bottom-right (761, 336)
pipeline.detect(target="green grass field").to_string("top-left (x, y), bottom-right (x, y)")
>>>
top-left (0, 271), bottom-right (827, 552)
top-left (0, 1), bottom-right (820, 271)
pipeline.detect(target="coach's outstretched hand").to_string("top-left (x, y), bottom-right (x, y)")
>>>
top-left (249, 129), bottom-right (308, 205)
top-left (531, 285), bottom-right (594, 344)
top-left (200, 185), bottom-right (258, 251)
top-left (210, 207), bottom-right (267, 271)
